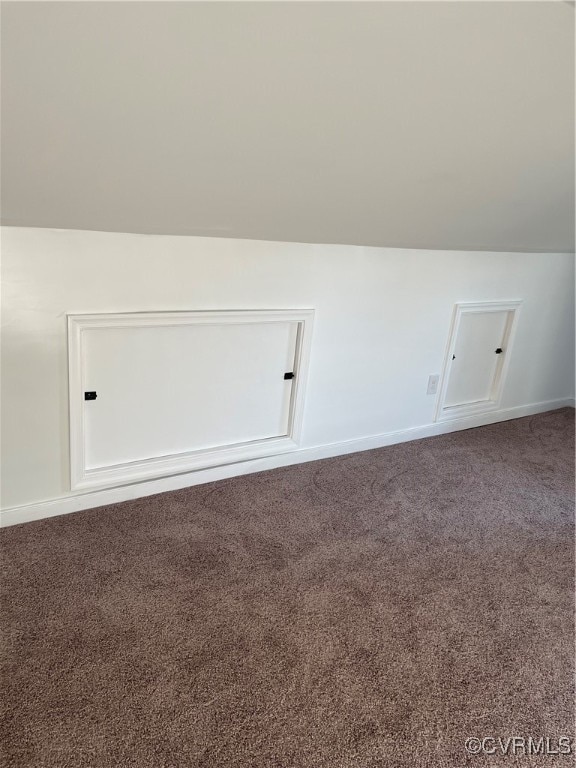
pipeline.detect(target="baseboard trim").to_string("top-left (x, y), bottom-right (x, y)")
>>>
top-left (1, 398), bottom-right (573, 528)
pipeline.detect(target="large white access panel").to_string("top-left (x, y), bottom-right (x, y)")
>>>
top-left (68, 310), bottom-right (313, 490)
top-left (436, 301), bottom-right (520, 421)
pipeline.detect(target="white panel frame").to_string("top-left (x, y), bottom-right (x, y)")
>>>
top-left (68, 309), bottom-right (314, 490)
top-left (435, 300), bottom-right (522, 423)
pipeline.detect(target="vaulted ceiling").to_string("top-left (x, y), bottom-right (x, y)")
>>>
top-left (1, 1), bottom-right (574, 252)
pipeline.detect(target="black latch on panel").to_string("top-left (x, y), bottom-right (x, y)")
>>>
top-left (84, 391), bottom-right (97, 401)
top-left (284, 372), bottom-right (295, 380)
top-left (495, 348), bottom-right (503, 354)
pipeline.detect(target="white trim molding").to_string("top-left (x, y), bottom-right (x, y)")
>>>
top-left (1, 397), bottom-right (572, 528)
top-left (67, 309), bottom-right (314, 491)
top-left (435, 300), bottom-right (522, 422)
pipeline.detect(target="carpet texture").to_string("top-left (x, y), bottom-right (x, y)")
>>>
top-left (1, 409), bottom-right (574, 767)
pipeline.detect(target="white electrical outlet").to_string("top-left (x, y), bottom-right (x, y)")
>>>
top-left (427, 374), bottom-right (440, 395)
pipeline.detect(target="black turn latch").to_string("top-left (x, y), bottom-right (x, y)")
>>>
top-left (495, 348), bottom-right (503, 354)
top-left (284, 372), bottom-right (295, 380)
top-left (84, 391), bottom-right (97, 401)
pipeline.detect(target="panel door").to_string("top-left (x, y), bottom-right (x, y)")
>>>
top-left (444, 310), bottom-right (508, 408)
top-left (82, 320), bottom-right (298, 469)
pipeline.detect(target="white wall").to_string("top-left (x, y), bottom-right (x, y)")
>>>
top-left (1, 227), bottom-right (574, 514)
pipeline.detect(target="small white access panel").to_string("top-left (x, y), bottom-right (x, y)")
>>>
top-left (435, 301), bottom-right (520, 422)
top-left (68, 310), bottom-right (314, 490)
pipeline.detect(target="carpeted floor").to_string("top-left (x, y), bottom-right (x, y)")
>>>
top-left (1, 408), bottom-right (574, 767)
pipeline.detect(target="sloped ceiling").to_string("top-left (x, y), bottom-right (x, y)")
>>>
top-left (1, 1), bottom-right (574, 252)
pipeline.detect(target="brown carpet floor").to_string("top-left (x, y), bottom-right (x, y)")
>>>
top-left (1, 408), bottom-right (574, 767)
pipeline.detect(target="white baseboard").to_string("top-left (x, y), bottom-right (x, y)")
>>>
top-left (1, 397), bottom-right (573, 528)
